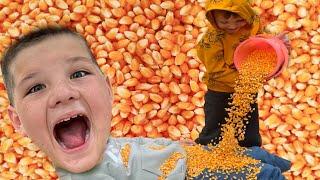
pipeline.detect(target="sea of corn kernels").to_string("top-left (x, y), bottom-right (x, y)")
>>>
top-left (0, 0), bottom-right (319, 179)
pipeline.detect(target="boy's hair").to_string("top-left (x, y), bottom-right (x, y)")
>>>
top-left (0, 26), bottom-right (98, 106)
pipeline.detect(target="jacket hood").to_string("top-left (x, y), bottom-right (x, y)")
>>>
top-left (205, 0), bottom-right (259, 32)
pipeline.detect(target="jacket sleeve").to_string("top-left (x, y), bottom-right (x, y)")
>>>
top-left (196, 28), bottom-right (224, 65)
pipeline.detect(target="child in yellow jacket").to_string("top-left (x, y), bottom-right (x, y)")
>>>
top-left (195, 0), bottom-right (290, 147)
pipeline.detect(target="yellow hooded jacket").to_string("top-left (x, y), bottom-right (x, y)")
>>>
top-left (197, 0), bottom-right (261, 92)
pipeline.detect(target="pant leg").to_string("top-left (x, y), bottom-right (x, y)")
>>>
top-left (238, 101), bottom-right (262, 147)
top-left (195, 90), bottom-right (231, 145)
top-left (195, 90), bottom-right (262, 147)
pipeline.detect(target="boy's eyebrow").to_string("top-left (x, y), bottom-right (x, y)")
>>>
top-left (66, 56), bottom-right (92, 64)
top-left (16, 56), bottom-right (90, 88)
top-left (16, 72), bottom-right (40, 89)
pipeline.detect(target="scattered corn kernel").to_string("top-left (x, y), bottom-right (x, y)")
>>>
top-left (159, 152), bottom-right (185, 180)
top-left (120, 144), bottom-right (131, 168)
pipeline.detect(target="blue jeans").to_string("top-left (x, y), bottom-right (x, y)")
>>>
top-left (192, 146), bottom-right (291, 180)
top-left (196, 90), bottom-right (262, 147)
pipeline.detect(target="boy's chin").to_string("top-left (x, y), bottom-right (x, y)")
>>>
top-left (53, 136), bottom-right (108, 173)
top-left (58, 163), bottom-right (95, 173)
top-left (55, 148), bottom-right (104, 173)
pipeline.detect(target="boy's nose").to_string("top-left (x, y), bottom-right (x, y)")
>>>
top-left (48, 80), bottom-right (80, 108)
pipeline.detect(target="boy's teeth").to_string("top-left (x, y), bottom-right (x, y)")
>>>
top-left (59, 114), bottom-right (83, 123)
top-left (71, 115), bottom-right (78, 119)
top-left (63, 117), bottom-right (70, 122)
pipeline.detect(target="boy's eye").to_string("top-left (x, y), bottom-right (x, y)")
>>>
top-left (70, 70), bottom-right (89, 79)
top-left (27, 84), bottom-right (46, 95)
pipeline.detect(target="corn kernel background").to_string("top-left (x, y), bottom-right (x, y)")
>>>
top-left (0, 0), bottom-right (319, 179)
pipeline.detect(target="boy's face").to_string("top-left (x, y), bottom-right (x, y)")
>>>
top-left (8, 34), bottom-right (113, 173)
top-left (212, 10), bottom-right (248, 34)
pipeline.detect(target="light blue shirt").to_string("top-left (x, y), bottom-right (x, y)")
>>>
top-left (56, 138), bottom-right (291, 180)
top-left (56, 137), bottom-right (186, 180)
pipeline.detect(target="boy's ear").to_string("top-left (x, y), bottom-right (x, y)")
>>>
top-left (8, 105), bottom-right (26, 136)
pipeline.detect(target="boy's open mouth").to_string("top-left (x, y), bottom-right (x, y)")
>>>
top-left (53, 114), bottom-right (90, 150)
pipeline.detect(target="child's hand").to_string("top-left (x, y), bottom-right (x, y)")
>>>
top-left (179, 139), bottom-right (196, 146)
top-left (276, 31), bottom-right (291, 53)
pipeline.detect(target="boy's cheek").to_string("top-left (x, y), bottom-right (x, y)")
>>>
top-left (20, 112), bottom-right (48, 142)
top-left (23, 123), bottom-right (47, 142)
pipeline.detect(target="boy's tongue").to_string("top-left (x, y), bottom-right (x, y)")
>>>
top-left (57, 119), bottom-right (86, 149)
